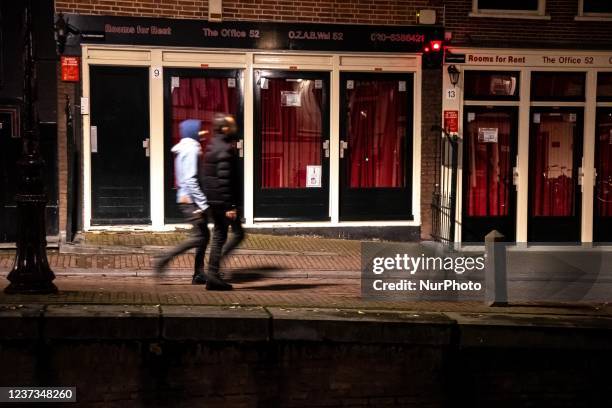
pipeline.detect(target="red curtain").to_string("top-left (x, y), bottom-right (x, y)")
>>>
top-left (260, 78), bottom-right (322, 189)
top-left (346, 80), bottom-right (406, 188)
top-left (596, 110), bottom-right (612, 217)
top-left (170, 77), bottom-right (237, 186)
top-left (466, 112), bottom-right (512, 217)
top-left (532, 113), bottom-right (575, 217)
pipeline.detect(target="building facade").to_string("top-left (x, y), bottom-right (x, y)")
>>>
top-left (53, 0), bottom-right (446, 241)
top-left (441, 0), bottom-right (612, 242)
top-left (3, 1), bottom-right (610, 244)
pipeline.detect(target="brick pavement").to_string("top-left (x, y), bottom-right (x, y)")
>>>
top-left (1, 233), bottom-right (611, 317)
top-left (1, 275), bottom-right (611, 318)
top-left (0, 233), bottom-right (362, 273)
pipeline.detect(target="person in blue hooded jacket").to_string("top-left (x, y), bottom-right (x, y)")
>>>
top-left (154, 119), bottom-right (210, 284)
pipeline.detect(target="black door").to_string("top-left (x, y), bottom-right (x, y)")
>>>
top-left (339, 73), bottom-right (413, 220)
top-left (90, 66), bottom-right (150, 224)
top-left (528, 108), bottom-right (583, 242)
top-left (462, 107), bottom-right (518, 242)
top-left (254, 70), bottom-right (330, 221)
top-left (163, 68), bottom-right (243, 223)
top-left (594, 108), bottom-right (612, 242)
top-left (0, 106), bottom-right (21, 242)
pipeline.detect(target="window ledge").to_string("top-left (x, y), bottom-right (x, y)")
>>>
top-left (574, 15), bottom-right (612, 22)
top-left (468, 12), bottom-right (551, 20)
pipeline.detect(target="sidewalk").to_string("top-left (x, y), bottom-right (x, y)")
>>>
top-left (1, 232), bottom-right (611, 317)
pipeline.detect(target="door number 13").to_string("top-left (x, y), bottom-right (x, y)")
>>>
top-left (446, 88), bottom-right (457, 100)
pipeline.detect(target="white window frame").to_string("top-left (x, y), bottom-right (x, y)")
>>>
top-left (469, 0), bottom-right (550, 20)
top-left (576, 0), bottom-right (612, 21)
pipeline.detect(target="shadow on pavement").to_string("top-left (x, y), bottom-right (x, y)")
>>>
top-left (242, 283), bottom-right (339, 291)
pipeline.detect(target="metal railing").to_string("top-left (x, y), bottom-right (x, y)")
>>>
top-left (430, 126), bottom-right (459, 244)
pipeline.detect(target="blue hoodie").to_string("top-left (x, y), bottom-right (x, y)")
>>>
top-left (171, 120), bottom-right (208, 211)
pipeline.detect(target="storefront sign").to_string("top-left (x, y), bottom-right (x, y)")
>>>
top-left (61, 14), bottom-right (442, 53)
top-left (452, 50), bottom-right (612, 68)
top-left (60, 56), bottom-right (80, 82)
top-left (444, 110), bottom-right (459, 133)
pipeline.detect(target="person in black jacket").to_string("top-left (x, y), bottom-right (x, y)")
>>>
top-left (200, 113), bottom-right (244, 291)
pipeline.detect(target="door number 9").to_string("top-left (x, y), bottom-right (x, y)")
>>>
top-left (152, 66), bottom-right (162, 79)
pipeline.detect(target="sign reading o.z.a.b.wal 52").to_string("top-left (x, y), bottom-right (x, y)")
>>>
top-left (361, 242), bottom-right (486, 301)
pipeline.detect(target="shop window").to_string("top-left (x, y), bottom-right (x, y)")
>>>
top-left (580, 0), bottom-right (612, 15)
top-left (595, 110), bottom-right (612, 218)
top-left (472, 0), bottom-right (547, 16)
top-left (597, 72), bottom-right (612, 101)
top-left (531, 72), bottom-right (585, 101)
top-left (464, 71), bottom-right (520, 101)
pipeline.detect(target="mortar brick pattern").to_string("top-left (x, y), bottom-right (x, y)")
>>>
top-left (445, 0), bottom-right (612, 48)
top-left (55, 0), bottom-right (444, 25)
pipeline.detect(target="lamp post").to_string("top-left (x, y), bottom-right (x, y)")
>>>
top-left (4, 0), bottom-right (57, 294)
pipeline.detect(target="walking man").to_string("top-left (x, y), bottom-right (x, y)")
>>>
top-left (201, 113), bottom-right (244, 291)
top-left (154, 119), bottom-right (209, 284)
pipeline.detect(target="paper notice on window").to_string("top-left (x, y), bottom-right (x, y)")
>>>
top-left (609, 129), bottom-right (612, 144)
top-left (171, 76), bottom-right (180, 92)
top-left (306, 165), bottom-right (322, 188)
top-left (398, 81), bottom-right (406, 92)
top-left (346, 80), bottom-right (354, 90)
top-left (533, 113), bottom-right (541, 124)
top-left (227, 78), bottom-right (236, 88)
top-left (315, 79), bottom-right (323, 89)
top-left (467, 112), bottom-right (475, 122)
top-left (90, 126), bottom-right (98, 153)
top-left (569, 113), bottom-right (577, 122)
top-left (281, 91), bottom-right (301, 107)
top-left (478, 127), bottom-right (498, 143)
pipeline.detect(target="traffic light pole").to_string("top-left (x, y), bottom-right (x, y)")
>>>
top-left (4, 0), bottom-right (57, 294)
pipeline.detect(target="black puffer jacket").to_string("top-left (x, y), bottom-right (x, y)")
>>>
top-left (200, 132), bottom-right (238, 209)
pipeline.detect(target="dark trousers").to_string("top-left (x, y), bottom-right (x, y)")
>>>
top-left (162, 203), bottom-right (209, 275)
top-left (208, 206), bottom-right (245, 276)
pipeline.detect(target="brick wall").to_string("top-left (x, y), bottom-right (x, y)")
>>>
top-left (444, 0), bottom-right (612, 49)
top-left (55, 0), bottom-right (444, 25)
top-left (420, 68), bottom-right (442, 240)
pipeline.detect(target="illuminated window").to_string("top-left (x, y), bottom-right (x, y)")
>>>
top-left (464, 71), bottom-right (520, 100)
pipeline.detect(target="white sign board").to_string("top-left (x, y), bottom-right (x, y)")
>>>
top-left (90, 126), bottom-right (98, 153)
top-left (281, 91), bottom-right (301, 107)
top-left (478, 127), bottom-right (498, 143)
top-left (306, 165), bottom-right (322, 188)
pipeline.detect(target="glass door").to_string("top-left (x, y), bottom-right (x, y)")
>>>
top-left (254, 70), bottom-right (330, 220)
top-left (594, 108), bottom-right (612, 242)
top-left (163, 69), bottom-right (243, 222)
top-left (462, 107), bottom-right (518, 242)
top-left (339, 73), bottom-right (413, 220)
top-left (528, 108), bottom-right (583, 242)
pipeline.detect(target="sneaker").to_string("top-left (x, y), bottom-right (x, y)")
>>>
top-left (192, 273), bottom-right (207, 285)
top-left (205, 274), bottom-right (233, 291)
